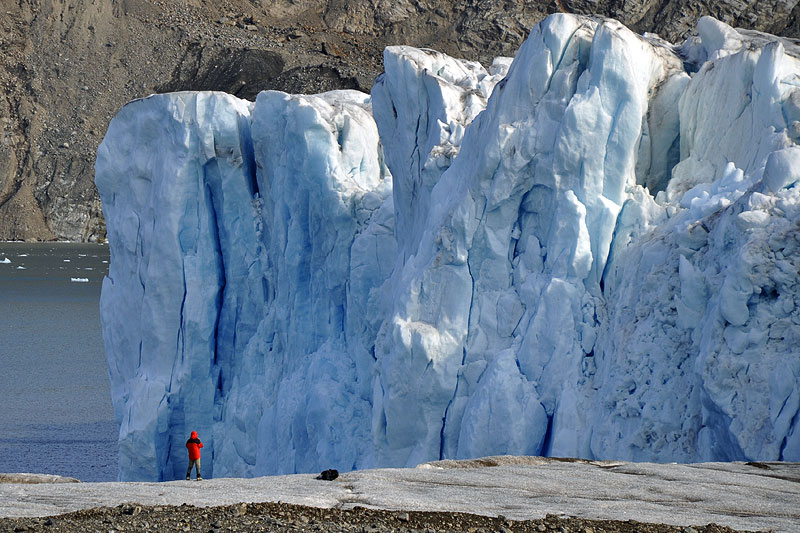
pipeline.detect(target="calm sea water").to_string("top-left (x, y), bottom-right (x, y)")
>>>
top-left (0, 242), bottom-right (117, 481)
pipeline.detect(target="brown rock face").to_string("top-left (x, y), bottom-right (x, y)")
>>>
top-left (1, 0), bottom-right (798, 241)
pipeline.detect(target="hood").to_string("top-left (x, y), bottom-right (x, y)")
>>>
top-left (190, 431), bottom-right (198, 439)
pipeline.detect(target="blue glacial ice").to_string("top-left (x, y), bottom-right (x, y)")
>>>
top-left (96, 14), bottom-right (800, 481)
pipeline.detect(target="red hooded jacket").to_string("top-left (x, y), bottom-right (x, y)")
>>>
top-left (186, 431), bottom-right (203, 460)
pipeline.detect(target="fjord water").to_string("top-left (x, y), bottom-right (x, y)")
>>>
top-left (0, 242), bottom-right (117, 481)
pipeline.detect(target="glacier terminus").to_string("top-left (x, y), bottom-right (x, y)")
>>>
top-left (95, 14), bottom-right (800, 481)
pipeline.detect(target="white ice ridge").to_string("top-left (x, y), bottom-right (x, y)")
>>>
top-left (96, 14), bottom-right (800, 481)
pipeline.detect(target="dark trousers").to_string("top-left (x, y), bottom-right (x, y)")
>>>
top-left (186, 458), bottom-right (201, 479)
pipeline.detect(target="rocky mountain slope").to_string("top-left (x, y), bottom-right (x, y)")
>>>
top-left (1, 0), bottom-right (799, 241)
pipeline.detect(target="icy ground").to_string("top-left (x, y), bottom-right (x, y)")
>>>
top-left (1, 457), bottom-right (798, 531)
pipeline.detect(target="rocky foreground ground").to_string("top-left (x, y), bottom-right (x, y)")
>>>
top-left (2, 457), bottom-right (796, 532)
top-left (0, 501), bottom-right (748, 533)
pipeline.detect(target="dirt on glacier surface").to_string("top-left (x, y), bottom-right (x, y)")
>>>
top-left (1, 456), bottom-right (798, 532)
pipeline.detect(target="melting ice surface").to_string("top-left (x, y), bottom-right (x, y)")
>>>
top-left (96, 14), bottom-right (800, 481)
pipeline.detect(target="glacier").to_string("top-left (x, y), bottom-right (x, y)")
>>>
top-left (96, 14), bottom-right (800, 481)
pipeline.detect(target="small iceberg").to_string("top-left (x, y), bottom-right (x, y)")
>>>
top-left (0, 257), bottom-right (10, 264)
top-left (16, 266), bottom-right (26, 270)
top-left (70, 277), bottom-right (89, 283)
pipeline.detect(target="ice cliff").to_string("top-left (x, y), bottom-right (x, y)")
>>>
top-left (96, 14), bottom-right (800, 481)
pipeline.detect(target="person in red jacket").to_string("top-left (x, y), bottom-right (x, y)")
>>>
top-left (185, 431), bottom-right (203, 481)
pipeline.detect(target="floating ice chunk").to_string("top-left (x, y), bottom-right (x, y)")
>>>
top-left (70, 277), bottom-right (89, 283)
top-left (0, 257), bottom-right (10, 264)
top-left (16, 266), bottom-right (25, 270)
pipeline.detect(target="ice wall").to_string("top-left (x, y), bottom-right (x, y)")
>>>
top-left (370, 15), bottom-right (691, 465)
top-left (221, 90), bottom-right (394, 477)
top-left (97, 90), bottom-right (394, 479)
top-left (96, 14), bottom-right (800, 481)
top-left (589, 19), bottom-right (800, 462)
top-left (96, 92), bottom-right (263, 480)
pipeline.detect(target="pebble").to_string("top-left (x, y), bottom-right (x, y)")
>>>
top-left (0, 504), bottom-right (750, 533)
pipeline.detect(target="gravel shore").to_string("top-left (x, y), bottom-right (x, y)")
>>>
top-left (0, 501), bottom-right (749, 533)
